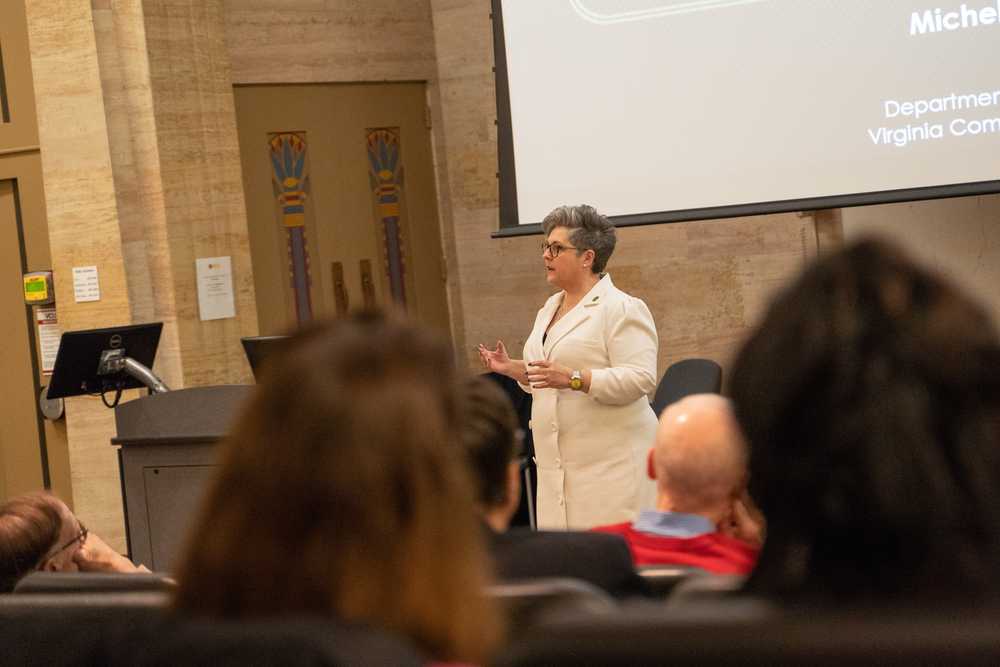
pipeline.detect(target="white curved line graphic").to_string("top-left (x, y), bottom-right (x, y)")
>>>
top-left (569, 0), bottom-right (771, 25)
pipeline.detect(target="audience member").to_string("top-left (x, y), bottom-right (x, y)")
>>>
top-left (730, 238), bottom-right (1000, 603)
top-left (173, 312), bottom-right (500, 664)
top-left (459, 375), bottom-right (645, 597)
top-left (593, 394), bottom-right (761, 575)
top-left (0, 491), bottom-right (147, 592)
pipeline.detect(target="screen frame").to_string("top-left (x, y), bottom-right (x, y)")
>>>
top-left (490, 0), bottom-right (1000, 238)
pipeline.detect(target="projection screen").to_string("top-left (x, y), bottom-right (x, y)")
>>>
top-left (493, 0), bottom-right (1000, 231)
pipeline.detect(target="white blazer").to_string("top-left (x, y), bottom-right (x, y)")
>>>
top-left (521, 274), bottom-right (658, 529)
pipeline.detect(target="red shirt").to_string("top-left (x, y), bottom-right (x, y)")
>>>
top-left (593, 522), bottom-right (758, 575)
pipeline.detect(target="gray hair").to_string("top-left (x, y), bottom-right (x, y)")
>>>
top-left (541, 205), bottom-right (616, 274)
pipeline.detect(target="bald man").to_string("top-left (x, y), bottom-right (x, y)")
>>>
top-left (593, 394), bottom-right (762, 574)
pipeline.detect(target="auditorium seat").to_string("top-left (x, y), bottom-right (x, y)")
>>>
top-left (636, 565), bottom-right (700, 598)
top-left (0, 594), bottom-right (426, 667)
top-left (495, 600), bottom-right (1000, 666)
top-left (489, 577), bottom-right (616, 634)
top-left (13, 571), bottom-right (175, 594)
top-left (651, 359), bottom-right (722, 417)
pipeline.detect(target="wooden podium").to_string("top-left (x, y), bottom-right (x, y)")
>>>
top-left (112, 385), bottom-right (253, 572)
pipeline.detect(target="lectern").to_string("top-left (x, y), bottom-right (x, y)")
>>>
top-left (47, 323), bottom-right (257, 572)
top-left (112, 385), bottom-right (253, 572)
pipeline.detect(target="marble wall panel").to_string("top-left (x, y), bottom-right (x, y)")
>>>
top-left (139, 0), bottom-right (258, 387)
top-left (25, 0), bottom-right (132, 549)
top-left (224, 0), bottom-right (436, 84)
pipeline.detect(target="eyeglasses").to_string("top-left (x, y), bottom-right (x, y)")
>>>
top-left (541, 241), bottom-right (580, 258)
top-left (49, 523), bottom-right (88, 560)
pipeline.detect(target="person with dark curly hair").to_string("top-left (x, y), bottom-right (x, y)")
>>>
top-left (479, 205), bottom-right (658, 530)
top-left (729, 238), bottom-right (1000, 603)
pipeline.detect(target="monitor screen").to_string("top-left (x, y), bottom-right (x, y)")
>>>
top-left (240, 335), bottom-right (289, 380)
top-left (46, 323), bottom-right (163, 399)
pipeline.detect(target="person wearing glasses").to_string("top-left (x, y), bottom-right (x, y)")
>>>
top-left (479, 204), bottom-right (658, 530)
top-left (0, 491), bottom-right (147, 592)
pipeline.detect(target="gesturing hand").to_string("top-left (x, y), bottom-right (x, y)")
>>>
top-left (526, 359), bottom-right (572, 390)
top-left (478, 340), bottom-right (511, 374)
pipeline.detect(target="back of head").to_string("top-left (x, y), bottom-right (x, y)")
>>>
top-left (654, 394), bottom-right (746, 521)
top-left (457, 375), bottom-right (520, 509)
top-left (730, 238), bottom-right (1000, 602)
top-left (174, 311), bottom-right (500, 662)
top-left (0, 492), bottom-right (62, 592)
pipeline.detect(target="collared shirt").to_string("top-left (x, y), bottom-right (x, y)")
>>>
top-left (632, 509), bottom-right (714, 539)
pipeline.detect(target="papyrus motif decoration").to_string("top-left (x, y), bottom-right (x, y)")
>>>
top-left (269, 132), bottom-right (313, 323)
top-left (366, 128), bottom-right (412, 308)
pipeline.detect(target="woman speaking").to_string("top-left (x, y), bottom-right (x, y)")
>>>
top-left (480, 205), bottom-right (658, 529)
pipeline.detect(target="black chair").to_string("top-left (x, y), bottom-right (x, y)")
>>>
top-left (495, 601), bottom-right (1000, 666)
top-left (14, 571), bottom-right (176, 594)
top-left (484, 372), bottom-right (537, 528)
top-left (636, 565), bottom-right (701, 598)
top-left (666, 572), bottom-right (746, 605)
top-left (0, 594), bottom-right (426, 667)
top-left (651, 358), bottom-right (722, 417)
top-left (489, 577), bottom-right (616, 635)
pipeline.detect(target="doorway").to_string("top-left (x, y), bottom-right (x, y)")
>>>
top-left (0, 180), bottom-right (50, 499)
top-left (234, 82), bottom-right (450, 338)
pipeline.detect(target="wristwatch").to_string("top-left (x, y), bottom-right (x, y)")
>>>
top-left (569, 370), bottom-right (583, 391)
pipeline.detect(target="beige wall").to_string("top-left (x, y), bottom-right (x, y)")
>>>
top-left (224, 0), bottom-right (437, 84)
top-left (26, 0), bottom-right (259, 549)
top-left (25, 0), bottom-right (134, 549)
top-left (842, 193), bottom-right (1000, 325)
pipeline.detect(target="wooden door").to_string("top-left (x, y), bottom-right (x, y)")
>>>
top-left (234, 82), bottom-right (450, 338)
top-left (0, 0), bottom-right (72, 504)
top-left (0, 181), bottom-right (46, 498)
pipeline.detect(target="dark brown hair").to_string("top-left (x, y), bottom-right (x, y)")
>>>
top-left (458, 375), bottom-right (521, 507)
top-left (0, 492), bottom-right (62, 592)
top-left (730, 238), bottom-right (1000, 603)
top-left (174, 312), bottom-right (501, 661)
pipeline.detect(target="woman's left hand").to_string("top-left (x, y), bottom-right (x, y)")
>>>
top-left (526, 360), bottom-right (572, 389)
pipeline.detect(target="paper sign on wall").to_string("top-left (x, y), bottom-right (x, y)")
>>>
top-left (36, 307), bottom-right (60, 375)
top-left (196, 256), bottom-right (236, 321)
top-left (72, 266), bottom-right (101, 302)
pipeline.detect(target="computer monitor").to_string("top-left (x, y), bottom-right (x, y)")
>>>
top-left (46, 323), bottom-right (163, 400)
top-left (240, 335), bottom-right (289, 380)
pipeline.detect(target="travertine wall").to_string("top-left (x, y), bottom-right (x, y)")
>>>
top-left (224, 0), bottom-right (437, 84)
top-left (25, 0), bottom-right (133, 549)
top-left (27, 0), bottom-right (259, 548)
top-left (95, 0), bottom-right (259, 392)
top-left (843, 193), bottom-right (1000, 325)
top-left (136, 0), bottom-right (258, 387)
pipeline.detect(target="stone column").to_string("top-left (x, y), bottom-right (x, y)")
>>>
top-left (25, 0), bottom-right (134, 548)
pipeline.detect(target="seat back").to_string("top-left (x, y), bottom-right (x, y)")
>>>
top-left (0, 594), bottom-right (425, 667)
top-left (14, 571), bottom-right (176, 594)
top-left (489, 577), bottom-right (617, 634)
top-left (496, 602), bottom-right (1000, 666)
top-left (651, 358), bottom-right (722, 416)
top-left (636, 565), bottom-right (701, 598)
